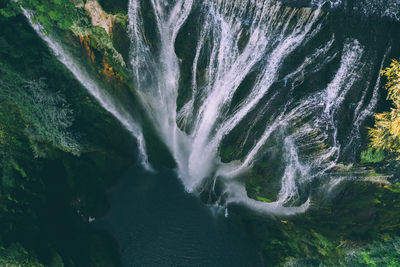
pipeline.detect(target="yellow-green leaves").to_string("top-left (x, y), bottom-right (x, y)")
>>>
top-left (369, 60), bottom-right (400, 157)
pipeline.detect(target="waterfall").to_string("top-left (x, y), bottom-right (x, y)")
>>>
top-left (307, 0), bottom-right (400, 21)
top-left (24, 0), bottom-right (391, 215)
top-left (22, 9), bottom-right (151, 170)
top-left (128, 0), bottom-right (388, 215)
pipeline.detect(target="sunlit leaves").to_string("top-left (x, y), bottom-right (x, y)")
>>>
top-left (369, 60), bottom-right (400, 157)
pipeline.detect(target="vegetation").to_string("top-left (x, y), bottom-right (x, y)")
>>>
top-left (361, 148), bottom-right (386, 163)
top-left (368, 60), bottom-right (400, 158)
top-left (0, 0), bottom-right (399, 266)
top-left (343, 236), bottom-right (400, 267)
top-left (0, 0), bottom-right (86, 33)
top-left (0, 243), bottom-right (43, 266)
top-left (0, 12), bottom-right (140, 266)
top-left (0, 1), bottom-right (20, 18)
top-left (244, 180), bottom-right (400, 266)
top-left (0, 0), bottom-right (129, 68)
top-left (0, 76), bottom-right (80, 157)
top-left (244, 58), bottom-right (400, 266)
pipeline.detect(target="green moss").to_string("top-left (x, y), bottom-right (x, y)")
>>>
top-left (388, 183), bottom-right (400, 193)
top-left (245, 154), bottom-right (285, 203)
top-left (343, 236), bottom-right (400, 267)
top-left (312, 231), bottom-right (336, 257)
top-left (361, 148), bottom-right (386, 163)
top-left (0, 243), bottom-right (43, 267)
top-left (0, 1), bottom-right (20, 18)
top-left (255, 196), bottom-right (272, 203)
top-left (18, 0), bottom-right (88, 33)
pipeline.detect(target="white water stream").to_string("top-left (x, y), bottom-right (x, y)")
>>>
top-left (128, 0), bottom-right (385, 215)
top-left (25, 0), bottom-right (388, 215)
top-left (23, 8), bottom-right (151, 170)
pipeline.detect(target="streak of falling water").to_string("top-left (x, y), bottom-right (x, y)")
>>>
top-left (22, 8), bottom-right (151, 170)
top-left (129, 0), bottom-right (195, 184)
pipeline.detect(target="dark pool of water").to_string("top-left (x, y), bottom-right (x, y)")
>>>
top-left (95, 166), bottom-right (264, 267)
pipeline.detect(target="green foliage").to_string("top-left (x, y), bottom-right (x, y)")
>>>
top-left (368, 59), bottom-right (400, 157)
top-left (23, 79), bottom-right (80, 156)
top-left (0, 102), bottom-right (44, 242)
top-left (255, 196), bottom-right (272, 203)
top-left (76, 25), bottom-right (125, 65)
top-left (388, 183), bottom-right (400, 193)
top-left (0, 1), bottom-right (21, 18)
top-left (0, 76), bottom-right (80, 157)
top-left (245, 152), bottom-right (285, 204)
top-left (247, 179), bottom-right (400, 266)
top-left (0, 14), bottom-right (137, 266)
top-left (16, 0), bottom-right (126, 66)
top-left (343, 236), bottom-right (400, 267)
top-left (361, 148), bottom-right (385, 163)
top-left (18, 0), bottom-right (88, 33)
top-left (0, 243), bottom-right (43, 267)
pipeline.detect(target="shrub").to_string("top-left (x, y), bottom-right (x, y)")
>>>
top-left (368, 60), bottom-right (400, 158)
top-left (361, 148), bottom-right (385, 163)
top-left (0, 76), bottom-right (80, 157)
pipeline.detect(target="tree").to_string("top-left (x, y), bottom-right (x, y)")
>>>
top-left (0, 1), bottom-right (21, 18)
top-left (368, 59), bottom-right (400, 157)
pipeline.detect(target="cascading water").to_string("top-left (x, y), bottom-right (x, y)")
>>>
top-left (22, 8), bottom-right (151, 170)
top-left (24, 0), bottom-right (396, 215)
top-left (127, 0), bottom-right (391, 215)
top-left (297, 0), bottom-right (400, 22)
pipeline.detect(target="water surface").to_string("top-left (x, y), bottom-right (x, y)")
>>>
top-left (96, 166), bottom-right (265, 266)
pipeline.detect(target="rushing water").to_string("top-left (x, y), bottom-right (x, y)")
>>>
top-left (24, 0), bottom-right (399, 216)
top-left (127, 0), bottom-right (397, 214)
top-left (22, 8), bottom-right (151, 170)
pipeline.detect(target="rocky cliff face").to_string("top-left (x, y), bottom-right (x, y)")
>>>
top-left (85, 0), bottom-right (115, 35)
